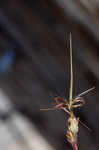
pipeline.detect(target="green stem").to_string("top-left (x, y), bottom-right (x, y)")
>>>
top-left (69, 33), bottom-right (73, 111)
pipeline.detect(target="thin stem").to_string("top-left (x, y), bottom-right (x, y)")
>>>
top-left (69, 33), bottom-right (73, 111)
top-left (72, 143), bottom-right (78, 150)
top-left (77, 86), bottom-right (95, 97)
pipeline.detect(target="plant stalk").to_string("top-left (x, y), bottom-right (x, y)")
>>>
top-left (69, 32), bottom-right (73, 112)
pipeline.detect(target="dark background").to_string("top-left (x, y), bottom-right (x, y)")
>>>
top-left (0, 0), bottom-right (99, 150)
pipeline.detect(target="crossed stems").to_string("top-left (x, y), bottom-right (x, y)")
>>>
top-left (40, 87), bottom-right (94, 150)
top-left (40, 87), bottom-right (95, 115)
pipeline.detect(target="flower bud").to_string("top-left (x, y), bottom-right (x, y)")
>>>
top-left (66, 115), bottom-right (79, 150)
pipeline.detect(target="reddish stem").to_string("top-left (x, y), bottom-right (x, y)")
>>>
top-left (72, 143), bottom-right (78, 150)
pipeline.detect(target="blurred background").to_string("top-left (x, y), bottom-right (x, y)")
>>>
top-left (0, 0), bottom-right (99, 150)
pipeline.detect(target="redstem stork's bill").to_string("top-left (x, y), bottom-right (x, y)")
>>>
top-left (40, 33), bottom-right (95, 150)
